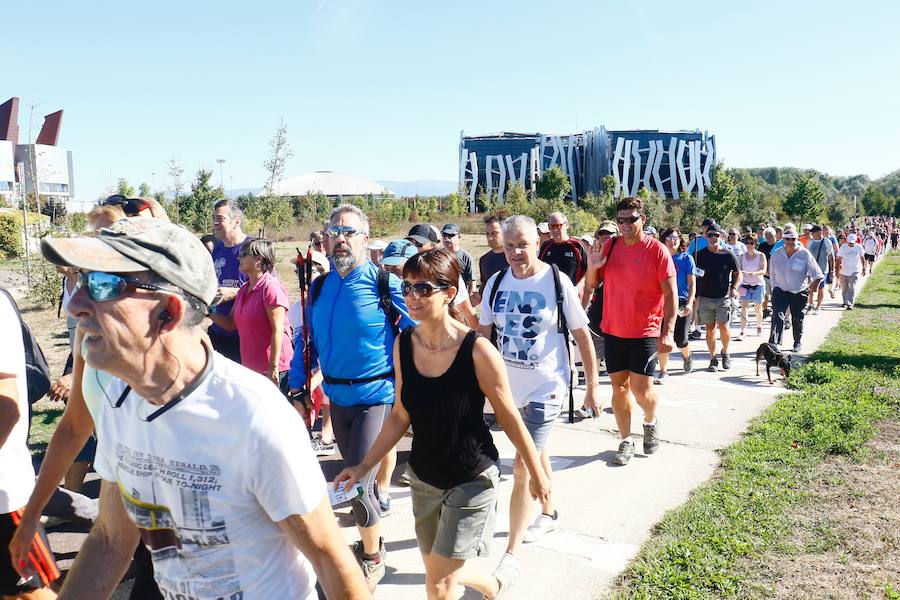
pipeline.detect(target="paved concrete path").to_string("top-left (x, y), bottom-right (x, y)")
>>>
top-left (45, 273), bottom-right (868, 599)
top-left (354, 278), bottom-right (863, 600)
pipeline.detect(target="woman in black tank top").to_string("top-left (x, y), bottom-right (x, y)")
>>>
top-left (335, 249), bottom-right (550, 600)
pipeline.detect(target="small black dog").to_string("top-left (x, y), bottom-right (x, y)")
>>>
top-left (755, 343), bottom-right (792, 384)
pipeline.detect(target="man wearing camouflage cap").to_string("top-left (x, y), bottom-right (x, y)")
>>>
top-left (41, 218), bottom-right (367, 600)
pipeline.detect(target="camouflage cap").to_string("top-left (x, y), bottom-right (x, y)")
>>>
top-left (41, 217), bottom-right (218, 307)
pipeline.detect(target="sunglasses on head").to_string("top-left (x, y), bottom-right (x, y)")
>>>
top-left (616, 215), bottom-right (641, 225)
top-left (78, 271), bottom-right (179, 302)
top-left (326, 226), bottom-right (362, 239)
top-left (103, 194), bottom-right (151, 217)
top-left (400, 281), bottom-right (450, 298)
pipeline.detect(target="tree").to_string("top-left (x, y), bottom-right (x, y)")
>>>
top-left (825, 194), bottom-right (854, 225)
top-left (176, 169), bottom-right (224, 233)
top-left (253, 119), bottom-right (295, 237)
top-left (783, 171), bottom-right (825, 223)
top-left (138, 182), bottom-right (151, 197)
top-left (535, 166), bottom-right (571, 202)
top-left (861, 186), bottom-right (891, 216)
top-left (167, 158), bottom-right (185, 201)
top-left (116, 178), bottom-right (135, 197)
top-left (636, 188), bottom-right (667, 229)
top-left (703, 164), bottom-right (739, 224)
top-left (40, 197), bottom-right (68, 225)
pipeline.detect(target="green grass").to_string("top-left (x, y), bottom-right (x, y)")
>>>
top-left (608, 253), bottom-right (900, 600)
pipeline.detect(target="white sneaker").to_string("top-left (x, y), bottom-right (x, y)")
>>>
top-left (492, 553), bottom-right (521, 599)
top-left (523, 510), bottom-right (558, 543)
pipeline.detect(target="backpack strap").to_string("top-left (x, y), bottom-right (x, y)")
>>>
top-left (377, 267), bottom-right (401, 335)
top-left (309, 271), bottom-right (328, 305)
top-left (488, 267), bottom-right (509, 312)
top-left (551, 263), bottom-right (566, 334)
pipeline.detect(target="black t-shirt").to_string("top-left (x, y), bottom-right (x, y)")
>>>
top-left (538, 238), bottom-right (587, 284)
top-left (757, 241), bottom-right (774, 276)
top-left (478, 250), bottom-right (509, 288)
top-left (695, 248), bottom-right (739, 299)
top-left (455, 249), bottom-right (474, 286)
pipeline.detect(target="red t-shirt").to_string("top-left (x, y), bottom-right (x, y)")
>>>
top-left (233, 273), bottom-right (294, 375)
top-left (599, 234), bottom-right (675, 339)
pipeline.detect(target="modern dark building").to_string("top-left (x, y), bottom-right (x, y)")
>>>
top-left (1, 97), bottom-right (75, 205)
top-left (458, 127), bottom-right (716, 211)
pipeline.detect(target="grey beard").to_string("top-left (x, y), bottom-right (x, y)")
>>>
top-left (332, 252), bottom-right (361, 274)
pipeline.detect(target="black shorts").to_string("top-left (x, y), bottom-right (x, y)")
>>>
top-left (0, 510), bottom-right (60, 595)
top-left (864, 253), bottom-right (875, 263)
top-left (674, 314), bottom-right (689, 349)
top-left (208, 327), bottom-right (242, 363)
top-left (603, 334), bottom-right (658, 376)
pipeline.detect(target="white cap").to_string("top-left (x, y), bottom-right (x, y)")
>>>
top-left (537, 222), bottom-right (550, 233)
top-left (847, 233), bottom-right (857, 243)
top-left (367, 239), bottom-right (388, 251)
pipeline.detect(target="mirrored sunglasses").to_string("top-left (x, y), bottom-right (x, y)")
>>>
top-left (78, 271), bottom-right (178, 302)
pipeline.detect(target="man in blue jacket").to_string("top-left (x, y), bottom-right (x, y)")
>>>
top-left (291, 204), bottom-right (414, 591)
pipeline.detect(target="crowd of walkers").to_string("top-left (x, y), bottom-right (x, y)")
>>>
top-left (0, 192), bottom-right (894, 599)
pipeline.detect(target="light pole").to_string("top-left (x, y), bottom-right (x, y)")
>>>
top-left (152, 171), bottom-right (156, 194)
top-left (216, 158), bottom-right (226, 190)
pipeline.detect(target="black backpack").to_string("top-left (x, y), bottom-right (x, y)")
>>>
top-left (0, 287), bottom-right (52, 405)
top-left (488, 264), bottom-right (578, 423)
top-left (309, 267), bottom-right (401, 335)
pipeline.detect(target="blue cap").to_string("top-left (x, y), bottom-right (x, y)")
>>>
top-left (381, 239), bottom-right (417, 266)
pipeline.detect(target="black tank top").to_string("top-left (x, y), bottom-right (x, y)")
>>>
top-left (399, 328), bottom-right (499, 489)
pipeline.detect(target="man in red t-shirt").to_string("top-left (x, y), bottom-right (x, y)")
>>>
top-left (584, 197), bottom-right (677, 465)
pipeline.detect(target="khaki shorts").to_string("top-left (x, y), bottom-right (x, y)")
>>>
top-left (698, 296), bottom-right (731, 325)
top-left (408, 464), bottom-right (499, 560)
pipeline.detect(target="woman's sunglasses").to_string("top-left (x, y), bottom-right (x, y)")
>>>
top-left (401, 281), bottom-right (450, 298)
top-left (78, 271), bottom-right (178, 302)
top-left (103, 194), bottom-right (151, 217)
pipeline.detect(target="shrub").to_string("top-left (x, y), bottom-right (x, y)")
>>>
top-left (0, 213), bottom-right (21, 259)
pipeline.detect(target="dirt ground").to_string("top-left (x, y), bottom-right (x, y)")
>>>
top-left (744, 420), bottom-right (900, 599)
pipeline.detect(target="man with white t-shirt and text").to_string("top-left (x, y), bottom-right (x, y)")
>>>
top-left (478, 215), bottom-right (600, 557)
top-left (40, 218), bottom-right (368, 600)
top-left (836, 233), bottom-right (865, 310)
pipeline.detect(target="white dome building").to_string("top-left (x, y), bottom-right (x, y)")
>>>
top-left (268, 171), bottom-right (392, 198)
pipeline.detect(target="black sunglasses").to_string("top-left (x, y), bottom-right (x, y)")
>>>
top-left (616, 215), bottom-right (641, 225)
top-left (401, 281), bottom-right (450, 298)
top-left (103, 194), bottom-right (151, 217)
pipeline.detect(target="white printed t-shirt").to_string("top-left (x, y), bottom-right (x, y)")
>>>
top-left (479, 263), bottom-right (588, 408)
top-left (837, 244), bottom-right (864, 276)
top-left (0, 293), bottom-right (34, 514)
top-left (93, 348), bottom-right (325, 599)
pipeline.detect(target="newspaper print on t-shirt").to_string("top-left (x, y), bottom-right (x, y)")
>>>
top-left (115, 444), bottom-right (242, 600)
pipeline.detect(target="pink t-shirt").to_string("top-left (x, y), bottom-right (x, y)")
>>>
top-left (233, 273), bottom-right (294, 375)
top-left (599, 234), bottom-right (676, 339)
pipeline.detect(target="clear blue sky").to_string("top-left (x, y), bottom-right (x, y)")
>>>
top-left (6, 0), bottom-right (899, 209)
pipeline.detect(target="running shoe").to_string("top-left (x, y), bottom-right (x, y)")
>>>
top-left (613, 439), bottom-right (635, 465)
top-left (829, 289), bottom-right (835, 299)
top-left (683, 355), bottom-right (693, 374)
top-left (733, 330), bottom-right (744, 341)
top-left (813, 307), bottom-right (820, 315)
top-left (721, 352), bottom-right (732, 370)
top-left (575, 406), bottom-right (595, 419)
top-left (493, 552), bottom-right (521, 599)
top-left (311, 436), bottom-right (336, 456)
top-left (523, 511), bottom-right (559, 543)
top-left (352, 538), bottom-right (386, 591)
top-left (707, 357), bottom-right (719, 372)
top-left (688, 330), bottom-right (702, 341)
top-left (793, 342), bottom-right (802, 353)
top-left (643, 420), bottom-right (660, 454)
top-left (654, 372), bottom-right (669, 385)
top-left (847, 305), bottom-right (853, 310)
top-left (378, 493), bottom-right (391, 516)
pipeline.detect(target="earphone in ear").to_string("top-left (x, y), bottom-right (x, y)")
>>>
top-left (159, 309), bottom-right (171, 324)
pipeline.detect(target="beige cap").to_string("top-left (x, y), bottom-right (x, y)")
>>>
top-left (41, 217), bottom-right (218, 307)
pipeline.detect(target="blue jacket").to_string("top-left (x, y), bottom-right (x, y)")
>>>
top-left (288, 261), bottom-right (414, 406)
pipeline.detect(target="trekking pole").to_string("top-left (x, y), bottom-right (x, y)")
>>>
top-left (296, 247), bottom-right (313, 429)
